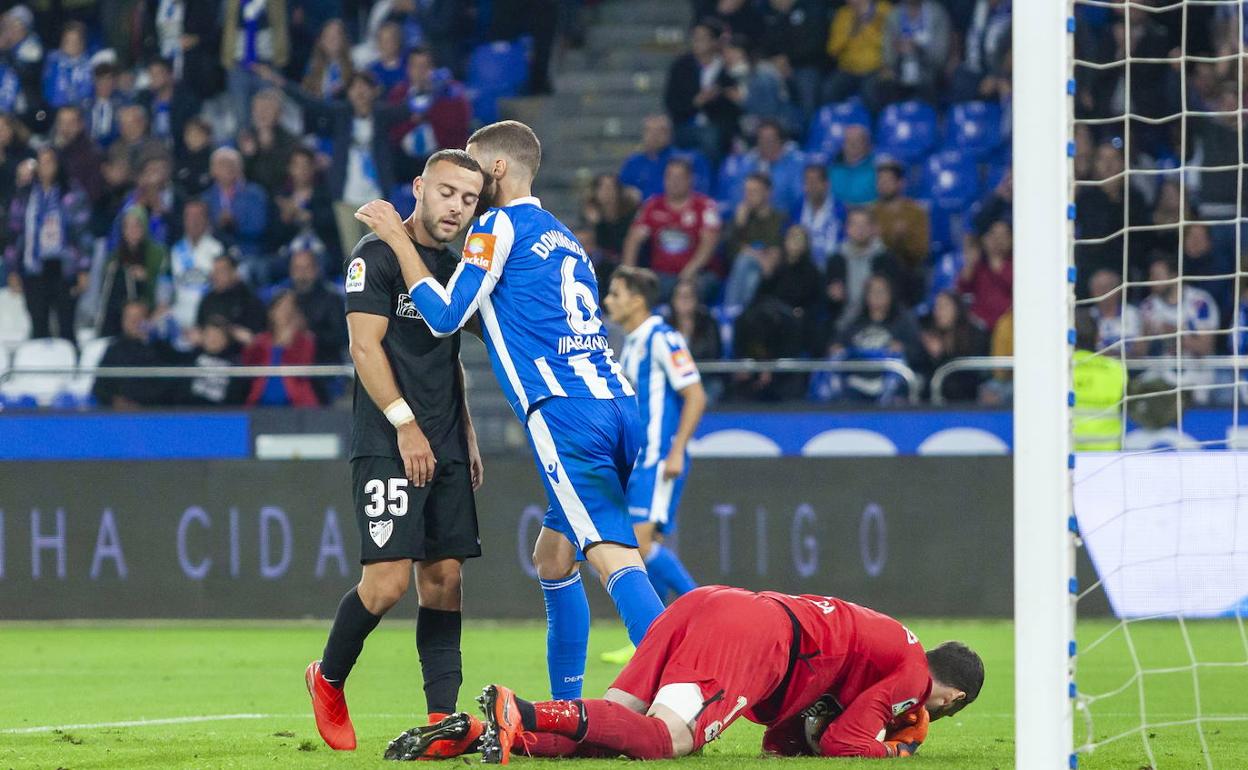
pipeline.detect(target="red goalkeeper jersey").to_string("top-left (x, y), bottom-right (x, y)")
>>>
top-left (753, 592), bottom-right (933, 758)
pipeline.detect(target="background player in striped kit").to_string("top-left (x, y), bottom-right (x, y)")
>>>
top-left (600, 266), bottom-right (707, 665)
top-left (353, 120), bottom-right (665, 702)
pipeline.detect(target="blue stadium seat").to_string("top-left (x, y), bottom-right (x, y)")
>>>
top-left (805, 99), bottom-right (871, 157)
top-left (984, 163), bottom-right (1010, 194)
top-left (714, 151), bottom-right (751, 211)
top-left (926, 150), bottom-right (981, 213)
top-left (875, 101), bottom-right (938, 165)
top-left (50, 391), bottom-right (84, 410)
top-left (0, 393), bottom-right (39, 409)
top-left (946, 101), bottom-right (1004, 160)
top-left (924, 151), bottom-right (980, 258)
top-left (467, 39), bottom-right (530, 124)
top-left (711, 305), bottom-right (739, 359)
top-left (924, 248), bottom-right (966, 309)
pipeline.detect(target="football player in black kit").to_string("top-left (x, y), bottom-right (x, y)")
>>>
top-left (305, 149), bottom-right (489, 757)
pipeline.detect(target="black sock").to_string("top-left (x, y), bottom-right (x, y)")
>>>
top-left (416, 606), bottom-right (463, 714)
top-left (515, 696), bottom-right (538, 732)
top-left (320, 588), bottom-right (383, 687)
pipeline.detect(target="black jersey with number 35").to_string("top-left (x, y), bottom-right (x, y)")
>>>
top-left (344, 233), bottom-right (466, 463)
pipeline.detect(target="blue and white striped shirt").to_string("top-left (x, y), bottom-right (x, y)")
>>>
top-left (409, 196), bottom-right (634, 422)
top-left (619, 315), bottom-right (701, 467)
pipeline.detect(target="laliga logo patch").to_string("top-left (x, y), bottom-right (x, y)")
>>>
top-left (396, 294), bottom-right (421, 319)
top-left (345, 257), bottom-right (366, 293)
top-left (463, 233), bottom-right (497, 270)
top-left (369, 519), bottom-right (393, 548)
top-left (891, 697), bottom-right (919, 717)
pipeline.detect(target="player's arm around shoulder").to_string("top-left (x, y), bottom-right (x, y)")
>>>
top-left (415, 208), bottom-right (515, 337)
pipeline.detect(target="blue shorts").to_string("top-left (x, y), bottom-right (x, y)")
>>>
top-left (627, 459), bottom-right (688, 534)
top-left (525, 396), bottom-right (642, 557)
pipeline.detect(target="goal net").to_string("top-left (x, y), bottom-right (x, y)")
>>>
top-left (1066, 1), bottom-right (1248, 768)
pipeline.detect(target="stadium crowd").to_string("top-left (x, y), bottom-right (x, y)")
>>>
top-left (0, 0), bottom-right (570, 408)
top-left (580, 0), bottom-right (1246, 405)
top-left (0, 0), bottom-right (1243, 409)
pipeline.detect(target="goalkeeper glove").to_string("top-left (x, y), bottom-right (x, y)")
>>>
top-left (882, 707), bottom-right (929, 757)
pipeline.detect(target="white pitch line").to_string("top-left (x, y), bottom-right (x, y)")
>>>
top-left (1, 714), bottom-right (282, 734)
top-left (0, 713), bottom-right (426, 735)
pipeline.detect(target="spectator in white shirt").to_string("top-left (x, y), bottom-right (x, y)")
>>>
top-left (1087, 268), bottom-right (1143, 356)
top-left (793, 163), bottom-right (839, 271)
top-left (1139, 256), bottom-right (1219, 358)
top-left (162, 199), bottom-right (223, 336)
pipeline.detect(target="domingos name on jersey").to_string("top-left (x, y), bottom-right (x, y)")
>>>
top-left (531, 229), bottom-right (588, 261)
top-left (557, 334), bottom-right (609, 356)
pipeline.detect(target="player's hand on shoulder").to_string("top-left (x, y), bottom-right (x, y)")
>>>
top-left (397, 421), bottom-right (437, 487)
top-left (354, 199), bottom-right (407, 246)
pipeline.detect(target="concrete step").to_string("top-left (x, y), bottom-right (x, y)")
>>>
top-left (562, 46), bottom-right (679, 74)
top-left (594, 0), bottom-right (690, 26)
top-left (499, 99), bottom-right (637, 141)
top-left (543, 138), bottom-right (637, 162)
top-left (555, 69), bottom-right (667, 96)
top-left (547, 91), bottom-right (660, 118)
top-left (586, 22), bottom-right (687, 51)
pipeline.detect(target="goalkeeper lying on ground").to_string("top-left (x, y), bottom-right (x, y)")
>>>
top-left (386, 585), bottom-right (983, 762)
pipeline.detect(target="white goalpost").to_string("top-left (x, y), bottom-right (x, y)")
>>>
top-left (1018, 1), bottom-right (1248, 768)
top-left (1013, 1), bottom-right (1076, 768)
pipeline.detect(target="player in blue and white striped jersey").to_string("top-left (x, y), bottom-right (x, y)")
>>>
top-left (354, 121), bottom-right (665, 701)
top-left (600, 267), bottom-right (707, 665)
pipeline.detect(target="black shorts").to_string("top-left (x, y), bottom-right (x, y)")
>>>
top-left (351, 456), bottom-right (481, 563)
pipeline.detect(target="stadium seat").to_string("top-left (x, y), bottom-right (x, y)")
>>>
top-left (711, 305), bottom-right (739, 359)
top-left (67, 336), bottom-right (112, 400)
top-left (467, 39), bottom-right (530, 124)
top-left (0, 393), bottom-right (38, 409)
top-left (875, 101), bottom-right (938, 165)
top-left (0, 289), bottom-right (31, 344)
top-left (946, 101), bottom-right (1004, 160)
top-left (714, 151), bottom-right (751, 212)
top-left (805, 99), bottom-right (871, 157)
top-left (926, 150), bottom-right (981, 213)
top-left (0, 338), bottom-right (78, 406)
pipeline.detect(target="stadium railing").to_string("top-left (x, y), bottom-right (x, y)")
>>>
top-left (0, 359), bottom-right (926, 405)
top-left (930, 356), bottom-right (1248, 405)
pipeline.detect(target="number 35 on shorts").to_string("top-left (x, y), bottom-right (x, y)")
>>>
top-left (363, 478), bottom-right (409, 517)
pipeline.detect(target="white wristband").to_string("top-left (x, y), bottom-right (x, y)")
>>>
top-left (384, 398), bottom-right (415, 428)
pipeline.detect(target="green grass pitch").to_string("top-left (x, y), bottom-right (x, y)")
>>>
top-left (3, 618), bottom-right (1246, 768)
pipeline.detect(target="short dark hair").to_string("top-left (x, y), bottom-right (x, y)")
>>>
top-left (348, 71), bottom-right (378, 90)
top-left (611, 265), bottom-right (660, 312)
top-left (746, 171), bottom-right (773, 189)
top-left (1149, 254), bottom-right (1177, 275)
top-left (665, 156), bottom-right (694, 176)
top-left (927, 641), bottom-right (984, 709)
top-left (423, 148), bottom-right (483, 177)
top-left (804, 163), bottom-right (828, 179)
top-left (468, 120), bottom-right (542, 178)
top-left (693, 17), bottom-right (727, 39)
top-left (62, 20), bottom-right (87, 40)
top-left (756, 118), bottom-right (785, 140)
